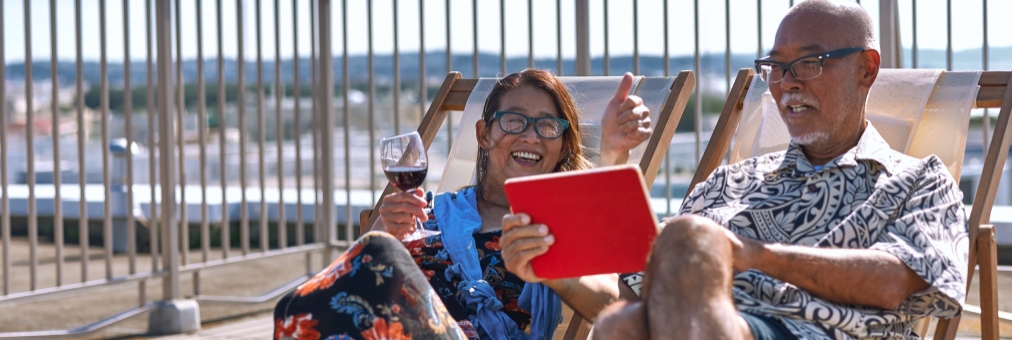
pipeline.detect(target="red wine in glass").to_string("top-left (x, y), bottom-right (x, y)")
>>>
top-left (384, 166), bottom-right (428, 192)
top-left (380, 131), bottom-right (440, 242)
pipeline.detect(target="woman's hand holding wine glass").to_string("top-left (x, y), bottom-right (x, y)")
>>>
top-left (379, 131), bottom-right (440, 242)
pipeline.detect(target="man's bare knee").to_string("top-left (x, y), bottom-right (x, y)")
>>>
top-left (656, 215), bottom-right (728, 250)
top-left (642, 214), bottom-right (734, 302)
top-left (592, 300), bottom-right (649, 340)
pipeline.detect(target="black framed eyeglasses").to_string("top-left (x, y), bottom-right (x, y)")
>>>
top-left (754, 47), bottom-right (866, 83)
top-left (488, 111), bottom-right (570, 139)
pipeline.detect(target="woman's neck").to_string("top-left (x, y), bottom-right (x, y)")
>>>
top-left (477, 184), bottom-right (512, 232)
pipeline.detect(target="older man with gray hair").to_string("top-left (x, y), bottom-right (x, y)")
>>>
top-left (499, 0), bottom-right (968, 339)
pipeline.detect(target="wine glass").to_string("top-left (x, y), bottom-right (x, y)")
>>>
top-left (380, 131), bottom-right (440, 242)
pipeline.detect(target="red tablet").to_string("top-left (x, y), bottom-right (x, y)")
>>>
top-left (503, 164), bottom-right (660, 279)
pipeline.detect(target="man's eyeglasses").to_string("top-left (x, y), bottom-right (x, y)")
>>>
top-left (754, 47), bottom-right (866, 83)
top-left (488, 111), bottom-right (570, 139)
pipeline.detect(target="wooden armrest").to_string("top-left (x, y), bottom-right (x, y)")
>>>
top-left (359, 209), bottom-right (373, 235)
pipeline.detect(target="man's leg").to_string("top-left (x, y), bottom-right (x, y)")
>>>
top-left (594, 215), bottom-right (751, 340)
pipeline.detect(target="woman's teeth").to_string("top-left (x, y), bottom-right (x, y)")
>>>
top-left (512, 151), bottom-right (542, 162)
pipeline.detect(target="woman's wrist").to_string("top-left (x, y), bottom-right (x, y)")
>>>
top-left (598, 146), bottom-right (631, 166)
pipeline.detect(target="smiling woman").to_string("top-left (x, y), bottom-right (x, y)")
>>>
top-left (274, 68), bottom-right (653, 340)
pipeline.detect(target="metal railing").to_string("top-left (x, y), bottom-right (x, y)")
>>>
top-left (0, 0), bottom-right (1008, 336)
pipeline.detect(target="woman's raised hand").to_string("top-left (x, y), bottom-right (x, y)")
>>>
top-left (373, 189), bottom-right (429, 240)
top-left (599, 72), bottom-right (652, 166)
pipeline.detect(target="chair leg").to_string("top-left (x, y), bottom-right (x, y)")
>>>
top-left (563, 314), bottom-right (593, 340)
top-left (912, 317), bottom-right (932, 337)
top-left (934, 315), bottom-right (960, 340)
top-left (979, 224), bottom-right (999, 340)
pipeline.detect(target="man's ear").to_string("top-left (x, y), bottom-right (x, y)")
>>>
top-left (859, 49), bottom-right (881, 89)
top-left (476, 119), bottom-right (491, 149)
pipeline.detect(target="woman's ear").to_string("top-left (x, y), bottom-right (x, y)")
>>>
top-left (475, 119), bottom-right (491, 149)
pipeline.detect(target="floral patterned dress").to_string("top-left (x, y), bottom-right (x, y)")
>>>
top-left (274, 199), bottom-right (532, 340)
top-left (274, 232), bottom-right (468, 340)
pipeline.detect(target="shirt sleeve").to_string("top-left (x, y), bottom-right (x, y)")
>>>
top-left (869, 156), bottom-right (968, 318)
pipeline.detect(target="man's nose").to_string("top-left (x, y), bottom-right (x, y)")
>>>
top-left (779, 70), bottom-right (804, 92)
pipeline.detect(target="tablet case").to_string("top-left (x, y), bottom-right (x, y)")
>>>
top-left (503, 164), bottom-right (660, 279)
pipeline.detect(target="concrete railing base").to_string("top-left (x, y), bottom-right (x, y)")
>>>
top-left (148, 299), bottom-right (201, 335)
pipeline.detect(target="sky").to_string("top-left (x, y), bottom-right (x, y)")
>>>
top-left (1, 0), bottom-right (1011, 66)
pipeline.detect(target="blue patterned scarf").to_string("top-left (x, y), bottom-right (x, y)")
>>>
top-left (432, 187), bottom-right (562, 340)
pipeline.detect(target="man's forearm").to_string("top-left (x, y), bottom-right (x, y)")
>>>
top-left (544, 274), bottom-right (622, 320)
top-left (752, 243), bottom-right (930, 310)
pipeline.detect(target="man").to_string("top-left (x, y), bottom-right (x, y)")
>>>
top-left (499, 1), bottom-right (968, 339)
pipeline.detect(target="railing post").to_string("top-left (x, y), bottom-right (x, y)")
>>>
top-left (319, 0), bottom-right (336, 261)
top-left (879, 0), bottom-right (901, 68)
top-left (148, 0), bottom-right (200, 334)
top-left (575, 0), bottom-right (590, 76)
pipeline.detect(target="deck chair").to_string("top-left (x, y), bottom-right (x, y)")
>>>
top-left (359, 71), bottom-right (695, 339)
top-left (691, 68), bottom-right (1012, 340)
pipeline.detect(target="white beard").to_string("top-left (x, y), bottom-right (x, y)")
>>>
top-left (791, 131), bottom-right (830, 146)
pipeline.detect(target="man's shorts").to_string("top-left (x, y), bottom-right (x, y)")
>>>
top-left (740, 312), bottom-right (797, 340)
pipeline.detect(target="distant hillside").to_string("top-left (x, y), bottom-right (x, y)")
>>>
top-left (5, 46), bottom-right (1011, 87)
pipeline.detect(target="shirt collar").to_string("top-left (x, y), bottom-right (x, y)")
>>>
top-left (775, 122), bottom-right (899, 175)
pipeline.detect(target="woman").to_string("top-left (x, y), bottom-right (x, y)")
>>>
top-left (274, 69), bottom-right (650, 340)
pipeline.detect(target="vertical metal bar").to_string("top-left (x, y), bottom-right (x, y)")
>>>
top-left (878, 0), bottom-right (899, 68)
top-left (945, 0), bottom-right (952, 71)
top-left (500, 0), bottom-right (505, 75)
top-left (632, 0), bottom-right (638, 75)
top-left (175, 0), bottom-right (189, 265)
top-left (122, 0), bottom-right (136, 277)
top-left (419, 0), bottom-right (426, 126)
top-left (24, 0), bottom-right (39, 291)
top-left (340, 0), bottom-right (351, 244)
top-left (603, 0), bottom-right (609, 76)
top-left (294, 0), bottom-right (304, 246)
top-left (911, 0), bottom-right (918, 68)
top-left (198, 0), bottom-right (210, 262)
top-left (76, 0), bottom-right (91, 281)
top-left (445, 0), bottom-right (453, 152)
top-left (725, 0), bottom-right (731, 92)
top-left (238, 0), bottom-right (250, 256)
top-left (663, 0), bottom-right (671, 216)
top-left (274, 0), bottom-right (286, 249)
top-left (575, 0), bottom-right (590, 76)
top-left (0, 0), bottom-right (8, 296)
top-left (473, 0), bottom-right (479, 77)
top-left (394, 0), bottom-right (401, 135)
top-left (693, 0), bottom-right (702, 163)
top-left (556, 0), bottom-right (562, 75)
top-left (50, 0), bottom-right (65, 286)
top-left (157, 0), bottom-right (181, 302)
top-left (789, 0), bottom-right (793, 6)
top-left (310, 0), bottom-right (320, 249)
top-left (981, 0), bottom-right (990, 158)
top-left (368, 0), bottom-right (377, 206)
top-left (756, 0), bottom-right (762, 58)
top-left (256, 0), bottom-right (268, 253)
top-left (217, 0), bottom-right (229, 258)
top-left (528, 0), bottom-right (533, 69)
top-left (321, 0), bottom-right (336, 259)
top-left (146, 0), bottom-right (159, 273)
top-left (101, 0), bottom-right (114, 280)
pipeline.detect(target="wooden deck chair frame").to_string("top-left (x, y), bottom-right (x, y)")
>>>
top-left (690, 68), bottom-right (1012, 340)
top-left (357, 71), bottom-right (695, 340)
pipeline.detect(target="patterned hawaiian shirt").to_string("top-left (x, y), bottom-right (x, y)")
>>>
top-left (629, 124), bottom-right (968, 339)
